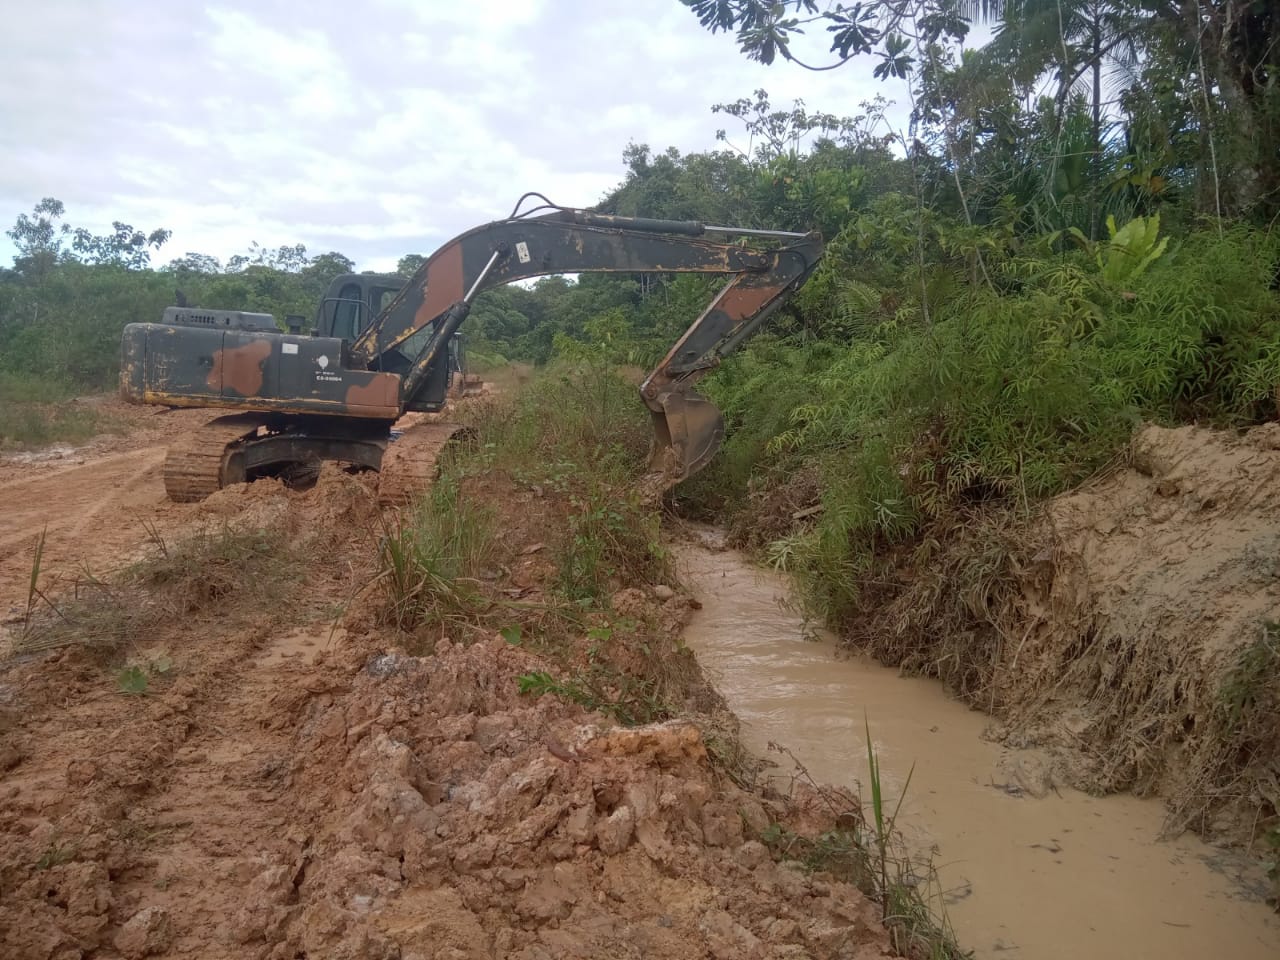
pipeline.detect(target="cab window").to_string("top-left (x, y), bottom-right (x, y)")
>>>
top-left (333, 282), bottom-right (364, 340)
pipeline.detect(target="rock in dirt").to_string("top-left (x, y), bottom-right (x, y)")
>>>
top-left (113, 907), bottom-right (172, 959)
top-left (0, 743), bottom-right (23, 772)
top-left (594, 805), bottom-right (636, 854)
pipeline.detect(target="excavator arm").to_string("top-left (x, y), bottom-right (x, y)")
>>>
top-left (354, 200), bottom-right (823, 484)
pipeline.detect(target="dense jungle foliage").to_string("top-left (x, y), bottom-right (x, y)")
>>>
top-left (4, 0), bottom-right (1280, 626)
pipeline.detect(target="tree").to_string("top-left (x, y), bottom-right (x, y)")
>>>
top-left (396, 254), bottom-right (427, 276)
top-left (681, 0), bottom-right (967, 77)
top-left (165, 252), bottom-right (223, 275)
top-left (963, 0), bottom-right (1146, 236)
top-left (712, 88), bottom-right (850, 159)
top-left (6, 198), bottom-right (71, 279)
top-left (1174, 0), bottom-right (1280, 216)
top-left (71, 221), bottom-right (172, 269)
top-left (227, 242), bottom-right (309, 273)
top-left (303, 251), bottom-right (357, 285)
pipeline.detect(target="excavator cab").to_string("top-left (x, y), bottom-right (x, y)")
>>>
top-left (315, 274), bottom-right (404, 341)
top-left (313, 273), bottom-right (452, 411)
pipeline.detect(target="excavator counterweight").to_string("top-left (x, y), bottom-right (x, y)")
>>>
top-left (120, 197), bottom-right (823, 501)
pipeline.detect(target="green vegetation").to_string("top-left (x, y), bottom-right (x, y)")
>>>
top-left (115, 655), bottom-right (174, 697)
top-left (698, 218), bottom-right (1280, 631)
top-left (372, 357), bottom-right (692, 725)
top-left (33, 840), bottom-right (78, 871)
top-left (465, 354), bottom-right (670, 606)
top-left (758, 736), bottom-right (963, 960)
top-left (0, 373), bottom-right (112, 450)
top-left (375, 474), bottom-right (499, 631)
top-left (516, 664), bottom-right (671, 727)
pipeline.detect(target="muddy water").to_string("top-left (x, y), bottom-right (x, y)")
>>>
top-left (675, 532), bottom-right (1280, 960)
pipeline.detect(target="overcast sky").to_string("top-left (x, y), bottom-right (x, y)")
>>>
top-left (1, 0), bottom-right (914, 271)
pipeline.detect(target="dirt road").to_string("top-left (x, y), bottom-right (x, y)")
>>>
top-left (0, 403), bottom-right (211, 616)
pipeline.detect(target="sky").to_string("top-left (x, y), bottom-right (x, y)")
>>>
top-left (0, 0), bottom-right (914, 272)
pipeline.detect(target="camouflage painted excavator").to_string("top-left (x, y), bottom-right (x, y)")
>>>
top-left (120, 195), bottom-right (823, 504)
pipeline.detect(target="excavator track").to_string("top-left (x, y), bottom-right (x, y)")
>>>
top-left (162, 414), bottom-right (267, 503)
top-left (377, 420), bottom-right (475, 507)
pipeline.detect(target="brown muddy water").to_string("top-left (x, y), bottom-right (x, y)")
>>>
top-left (675, 530), bottom-right (1280, 960)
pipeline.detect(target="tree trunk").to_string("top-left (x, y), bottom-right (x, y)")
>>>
top-left (1090, 6), bottom-right (1102, 240)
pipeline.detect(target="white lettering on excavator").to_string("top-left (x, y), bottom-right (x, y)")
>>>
top-left (315, 353), bottom-right (341, 382)
top-left (516, 242), bottom-right (531, 264)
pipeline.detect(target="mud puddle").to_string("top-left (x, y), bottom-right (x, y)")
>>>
top-left (675, 529), bottom-right (1280, 959)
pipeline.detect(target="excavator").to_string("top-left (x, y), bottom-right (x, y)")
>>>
top-left (119, 195), bottom-right (823, 503)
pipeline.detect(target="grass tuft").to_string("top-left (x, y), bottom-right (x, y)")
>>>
top-left (554, 481), bottom-right (669, 603)
top-left (374, 474), bottom-right (498, 632)
top-left (757, 738), bottom-right (967, 960)
top-left (10, 521), bottom-right (299, 660)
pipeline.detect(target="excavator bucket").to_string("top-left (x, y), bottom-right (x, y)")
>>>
top-left (646, 387), bottom-right (726, 487)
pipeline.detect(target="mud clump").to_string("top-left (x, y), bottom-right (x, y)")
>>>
top-left (114, 906), bottom-right (173, 958)
top-left (267, 635), bottom-right (894, 960)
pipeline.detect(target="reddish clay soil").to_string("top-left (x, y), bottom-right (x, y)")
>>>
top-left (0, 400), bottom-right (211, 621)
top-left (0, 408), bottom-right (897, 960)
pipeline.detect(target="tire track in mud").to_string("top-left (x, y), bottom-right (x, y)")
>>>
top-left (0, 448), bottom-right (165, 548)
top-left (0, 616), bottom-right (347, 958)
top-left (0, 403), bottom-right (214, 615)
top-left (109, 626), bottom-right (335, 957)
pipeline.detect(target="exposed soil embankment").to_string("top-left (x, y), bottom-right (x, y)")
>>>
top-left (0, 411), bottom-right (899, 960)
top-left (836, 422), bottom-right (1280, 852)
top-left (996, 424), bottom-right (1280, 839)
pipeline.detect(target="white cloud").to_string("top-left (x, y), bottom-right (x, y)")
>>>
top-left (0, 0), bottom-right (914, 273)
